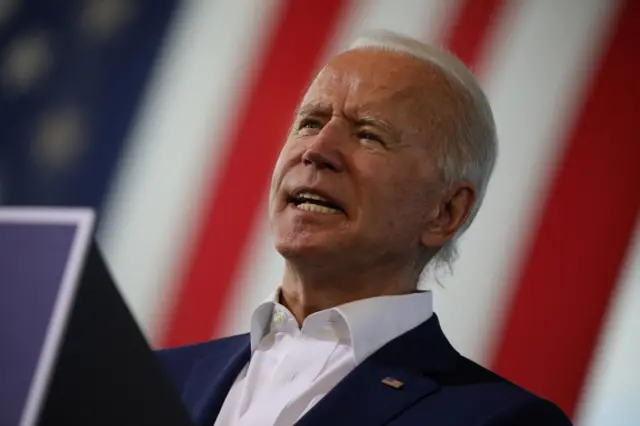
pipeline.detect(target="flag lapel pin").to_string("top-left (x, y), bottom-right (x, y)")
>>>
top-left (381, 377), bottom-right (404, 389)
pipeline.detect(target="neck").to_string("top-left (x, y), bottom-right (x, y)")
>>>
top-left (279, 258), bottom-right (421, 325)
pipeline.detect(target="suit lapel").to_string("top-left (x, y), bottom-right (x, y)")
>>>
top-left (183, 337), bottom-right (251, 426)
top-left (295, 359), bottom-right (439, 426)
top-left (295, 315), bottom-right (459, 426)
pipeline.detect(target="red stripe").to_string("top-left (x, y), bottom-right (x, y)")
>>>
top-left (160, 0), bottom-right (348, 348)
top-left (442, 0), bottom-right (506, 67)
top-left (491, 1), bottom-right (640, 417)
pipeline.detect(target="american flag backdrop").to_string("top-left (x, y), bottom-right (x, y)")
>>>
top-left (1, 0), bottom-right (638, 424)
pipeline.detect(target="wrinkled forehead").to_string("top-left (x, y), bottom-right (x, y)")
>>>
top-left (300, 49), bottom-right (460, 133)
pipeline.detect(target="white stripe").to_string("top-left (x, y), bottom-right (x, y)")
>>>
top-left (220, 0), bottom-right (459, 337)
top-left (576, 221), bottom-right (640, 426)
top-left (324, 0), bottom-right (461, 55)
top-left (98, 0), bottom-right (283, 342)
top-left (431, 0), bottom-right (621, 363)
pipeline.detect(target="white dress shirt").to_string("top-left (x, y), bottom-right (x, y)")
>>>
top-left (213, 290), bottom-right (433, 426)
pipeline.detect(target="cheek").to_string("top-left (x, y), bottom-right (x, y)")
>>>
top-left (270, 143), bottom-right (295, 191)
top-left (268, 152), bottom-right (289, 215)
top-left (358, 161), bottom-right (434, 225)
top-left (269, 166), bottom-right (281, 202)
top-left (356, 156), bottom-right (416, 202)
top-left (274, 136), bottom-right (307, 174)
top-left (268, 141), bottom-right (304, 216)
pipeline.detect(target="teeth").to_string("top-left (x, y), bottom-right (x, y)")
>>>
top-left (296, 202), bottom-right (340, 214)
top-left (297, 192), bottom-right (328, 202)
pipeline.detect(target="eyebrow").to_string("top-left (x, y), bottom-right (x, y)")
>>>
top-left (296, 103), bottom-right (398, 134)
top-left (354, 115), bottom-right (398, 134)
top-left (296, 102), bottom-right (331, 118)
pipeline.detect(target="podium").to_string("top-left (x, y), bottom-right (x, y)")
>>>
top-left (0, 208), bottom-right (193, 426)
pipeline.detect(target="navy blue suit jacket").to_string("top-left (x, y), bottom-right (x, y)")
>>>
top-left (157, 315), bottom-right (572, 425)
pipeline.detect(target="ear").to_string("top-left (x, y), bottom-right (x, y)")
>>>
top-left (420, 181), bottom-right (476, 248)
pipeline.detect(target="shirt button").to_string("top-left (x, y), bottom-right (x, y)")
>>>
top-left (273, 311), bottom-right (286, 324)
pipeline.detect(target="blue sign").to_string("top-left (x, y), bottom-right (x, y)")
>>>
top-left (0, 208), bottom-right (94, 426)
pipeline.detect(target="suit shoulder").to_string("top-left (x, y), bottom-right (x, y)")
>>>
top-left (487, 396), bottom-right (572, 425)
top-left (440, 355), bottom-right (538, 398)
top-left (431, 356), bottom-right (571, 424)
top-left (155, 334), bottom-right (248, 391)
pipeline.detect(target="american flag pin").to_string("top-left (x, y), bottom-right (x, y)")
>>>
top-left (381, 377), bottom-right (404, 389)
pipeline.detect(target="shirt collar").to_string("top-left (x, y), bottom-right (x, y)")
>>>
top-left (248, 289), bottom-right (433, 365)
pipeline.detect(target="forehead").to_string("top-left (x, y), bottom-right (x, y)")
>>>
top-left (301, 49), bottom-right (456, 131)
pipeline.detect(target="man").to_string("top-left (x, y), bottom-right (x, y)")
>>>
top-left (157, 31), bottom-right (572, 426)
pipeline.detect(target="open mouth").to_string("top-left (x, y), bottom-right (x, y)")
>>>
top-left (288, 191), bottom-right (345, 215)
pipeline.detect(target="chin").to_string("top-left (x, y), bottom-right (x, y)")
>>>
top-left (274, 231), bottom-right (341, 262)
top-left (271, 211), bottom-right (354, 261)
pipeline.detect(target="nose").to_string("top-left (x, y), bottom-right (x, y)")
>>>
top-left (301, 123), bottom-right (345, 172)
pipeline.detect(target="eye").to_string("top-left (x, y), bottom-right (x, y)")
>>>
top-left (357, 131), bottom-right (384, 145)
top-left (298, 118), bottom-right (323, 131)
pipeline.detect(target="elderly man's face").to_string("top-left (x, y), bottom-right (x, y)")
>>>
top-left (269, 49), bottom-right (460, 268)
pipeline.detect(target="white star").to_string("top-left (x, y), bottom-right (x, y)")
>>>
top-left (32, 107), bottom-right (86, 172)
top-left (1, 31), bottom-right (52, 93)
top-left (79, 0), bottom-right (135, 41)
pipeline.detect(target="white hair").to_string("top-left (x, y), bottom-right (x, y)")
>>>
top-left (346, 30), bottom-right (498, 272)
